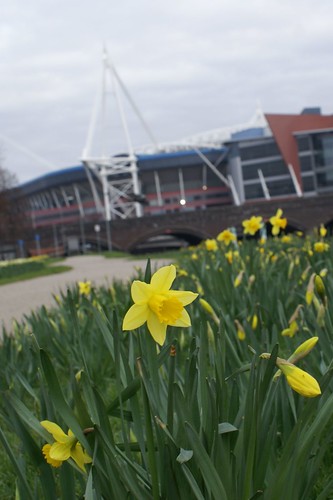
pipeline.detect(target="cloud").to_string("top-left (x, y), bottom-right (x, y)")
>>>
top-left (1, 0), bottom-right (333, 182)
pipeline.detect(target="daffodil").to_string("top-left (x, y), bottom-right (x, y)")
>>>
top-left (319, 224), bottom-right (327, 238)
top-left (281, 320), bottom-right (298, 338)
top-left (242, 215), bottom-right (263, 236)
top-left (281, 235), bottom-right (292, 244)
top-left (225, 250), bottom-right (233, 264)
top-left (261, 337), bottom-right (321, 397)
top-left (276, 360), bottom-right (321, 398)
top-left (122, 265), bottom-right (198, 345)
top-left (314, 274), bottom-right (326, 304)
top-left (205, 239), bottom-right (218, 251)
top-left (269, 208), bottom-right (287, 236)
top-left (235, 319), bottom-right (246, 341)
top-left (251, 313), bottom-right (258, 330)
top-left (41, 420), bottom-right (92, 471)
top-left (314, 242), bottom-right (329, 253)
top-left (234, 270), bottom-right (244, 288)
top-left (288, 336), bottom-right (319, 364)
top-left (78, 280), bottom-right (92, 296)
top-left (199, 298), bottom-right (219, 325)
top-left (217, 229), bottom-right (236, 246)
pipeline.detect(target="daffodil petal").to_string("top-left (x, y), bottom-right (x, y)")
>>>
top-left (49, 441), bottom-right (72, 461)
top-left (168, 290), bottom-right (198, 306)
top-left (131, 281), bottom-right (151, 303)
top-left (40, 421), bottom-right (68, 443)
top-left (147, 312), bottom-right (167, 345)
top-left (71, 443), bottom-right (91, 471)
top-left (150, 265), bottom-right (176, 292)
top-left (122, 304), bottom-right (148, 330)
top-left (173, 308), bottom-right (191, 327)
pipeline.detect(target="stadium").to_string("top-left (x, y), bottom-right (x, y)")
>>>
top-left (4, 56), bottom-right (333, 256)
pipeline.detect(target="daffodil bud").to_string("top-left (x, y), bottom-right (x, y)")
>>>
top-left (199, 298), bottom-right (214, 315)
top-left (251, 314), bottom-right (258, 330)
top-left (315, 275), bottom-right (327, 305)
top-left (276, 359), bottom-right (321, 398)
top-left (305, 273), bottom-right (315, 306)
top-left (288, 337), bottom-right (319, 364)
top-left (319, 224), bottom-right (327, 238)
top-left (235, 319), bottom-right (246, 341)
top-left (199, 298), bottom-right (220, 325)
top-left (234, 270), bottom-right (244, 288)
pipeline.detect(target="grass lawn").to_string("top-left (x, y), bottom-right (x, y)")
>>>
top-left (0, 258), bottom-right (71, 286)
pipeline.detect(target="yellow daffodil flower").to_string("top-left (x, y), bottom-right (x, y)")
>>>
top-left (205, 239), bottom-right (218, 251)
top-left (269, 208), bottom-right (287, 236)
top-left (41, 420), bottom-right (92, 471)
top-left (216, 229), bottom-right (236, 246)
top-left (319, 224), bottom-right (327, 238)
top-left (225, 251), bottom-right (233, 264)
top-left (281, 320), bottom-right (298, 338)
top-left (242, 215), bottom-right (263, 236)
top-left (78, 281), bottom-right (92, 296)
top-left (276, 360), bottom-right (321, 398)
top-left (314, 242), bottom-right (329, 253)
top-left (122, 265), bottom-right (198, 345)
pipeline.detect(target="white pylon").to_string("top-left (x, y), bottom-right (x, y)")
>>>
top-left (81, 48), bottom-right (158, 220)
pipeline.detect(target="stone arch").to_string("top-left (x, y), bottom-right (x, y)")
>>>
top-left (127, 226), bottom-right (210, 253)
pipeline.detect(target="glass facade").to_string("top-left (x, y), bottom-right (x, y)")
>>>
top-left (296, 131), bottom-right (333, 194)
top-left (235, 138), bottom-right (296, 201)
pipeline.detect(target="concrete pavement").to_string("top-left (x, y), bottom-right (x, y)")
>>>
top-left (0, 255), bottom-right (171, 334)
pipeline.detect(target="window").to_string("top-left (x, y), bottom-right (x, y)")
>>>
top-left (240, 141), bottom-right (280, 161)
top-left (297, 136), bottom-right (311, 152)
top-left (242, 160), bottom-right (288, 180)
top-left (266, 178), bottom-right (295, 197)
top-left (244, 183), bottom-right (264, 199)
top-left (299, 155), bottom-right (313, 172)
top-left (316, 169), bottom-right (333, 188)
top-left (313, 134), bottom-right (333, 168)
top-left (301, 175), bottom-right (315, 192)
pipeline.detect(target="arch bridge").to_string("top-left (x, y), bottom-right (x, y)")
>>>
top-left (109, 194), bottom-right (333, 252)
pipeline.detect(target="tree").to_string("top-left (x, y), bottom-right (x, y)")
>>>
top-left (0, 164), bottom-right (31, 249)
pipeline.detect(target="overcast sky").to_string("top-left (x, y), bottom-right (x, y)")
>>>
top-left (1, 0), bottom-right (333, 184)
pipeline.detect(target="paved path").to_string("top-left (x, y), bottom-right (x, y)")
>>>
top-left (0, 255), bottom-right (171, 334)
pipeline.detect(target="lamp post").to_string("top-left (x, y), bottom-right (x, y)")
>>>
top-left (94, 224), bottom-right (101, 253)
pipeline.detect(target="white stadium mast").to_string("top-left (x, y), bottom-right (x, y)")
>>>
top-left (81, 48), bottom-right (158, 227)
